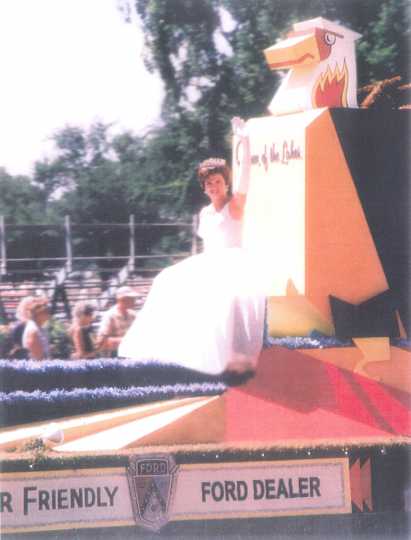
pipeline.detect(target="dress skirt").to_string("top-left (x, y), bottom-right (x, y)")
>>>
top-left (118, 248), bottom-right (266, 375)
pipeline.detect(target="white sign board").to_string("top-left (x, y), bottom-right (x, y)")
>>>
top-left (0, 457), bottom-right (351, 533)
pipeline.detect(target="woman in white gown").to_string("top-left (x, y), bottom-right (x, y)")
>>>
top-left (119, 120), bottom-right (266, 375)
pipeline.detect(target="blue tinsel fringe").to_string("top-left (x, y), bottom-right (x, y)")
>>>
top-left (1, 335), bottom-right (409, 428)
top-left (0, 382), bottom-right (226, 427)
top-left (0, 358), bottom-right (227, 393)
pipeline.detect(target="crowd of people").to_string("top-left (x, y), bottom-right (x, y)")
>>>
top-left (1, 285), bottom-right (140, 361)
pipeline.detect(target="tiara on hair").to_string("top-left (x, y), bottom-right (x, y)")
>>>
top-left (198, 158), bottom-right (228, 177)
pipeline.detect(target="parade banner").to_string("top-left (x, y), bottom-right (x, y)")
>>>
top-left (0, 456), bottom-right (351, 533)
top-left (242, 111), bottom-right (318, 296)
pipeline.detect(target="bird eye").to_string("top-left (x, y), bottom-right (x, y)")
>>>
top-left (324, 32), bottom-right (336, 46)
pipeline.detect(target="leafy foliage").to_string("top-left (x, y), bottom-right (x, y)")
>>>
top-left (0, 168), bottom-right (46, 225)
top-left (1, 1), bottom-right (408, 267)
top-left (0, 168), bottom-right (62, 268)
top-left (132, 0), bottom-right (410, 212)
top-left (47, 319), bottom-right (72, 359)
top-left (29, 122), bottom-right (193, 267)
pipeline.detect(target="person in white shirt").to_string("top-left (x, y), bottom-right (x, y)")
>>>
top-left (119, 118), bottom-right (265, 374)
top-left (22, 297), bottom-right (51, 361)
top-left (97, 286), bottom-right (138, 355)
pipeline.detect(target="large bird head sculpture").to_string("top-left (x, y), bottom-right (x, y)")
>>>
top-left (264, 17), bottom-right (361, 116)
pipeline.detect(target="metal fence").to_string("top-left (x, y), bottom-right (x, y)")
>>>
top-left (0, 215), bottom-right (200, 322)
top-left (0, 215), bottom-right (199, 280)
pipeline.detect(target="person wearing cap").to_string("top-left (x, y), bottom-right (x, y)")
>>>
top-left (119, 119), bottom-right (266, 375)
top-left (22, 297), bottom-right (51, 360)
top-left (97, 286), bottom-right (138, 355)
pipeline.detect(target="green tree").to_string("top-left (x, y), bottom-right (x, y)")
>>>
top-left (32, 122), bottom-right (193, 269)
top-left (6, 0), bottom-right (407, 273)
top-left (130, 0), bottom-right (410, 214)
top-left (356, 0), bottom-right (410, 83)
top-left (0, 168), bottom-right (45, 224)
top-left (0, 168), bottom-right (61, 271)
top-left (34, 124), bottom-right (145, 266)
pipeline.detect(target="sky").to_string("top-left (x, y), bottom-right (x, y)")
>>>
top-left (0, 0), bottom-right (164, 176)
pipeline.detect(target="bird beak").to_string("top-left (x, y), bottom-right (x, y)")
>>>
top-left (264, 33), bottom-right (320, 70)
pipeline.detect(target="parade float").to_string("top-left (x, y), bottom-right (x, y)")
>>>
top-left (0, 17), bottom-right (409, 536)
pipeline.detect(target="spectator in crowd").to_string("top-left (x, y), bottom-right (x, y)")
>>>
top-left (97, 286), bottom-right (138, 355)
top-left (22, 297), bottom-right (51, 360)
top-left (69, 301), bottom-right (99, 359)
top-left (16, 295), bottom-right (36, 322)
top-left (6, 295), bottom-right (36, 359)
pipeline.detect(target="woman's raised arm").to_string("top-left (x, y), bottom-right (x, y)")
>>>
top-left (229, 117), bottom-right (251, 220)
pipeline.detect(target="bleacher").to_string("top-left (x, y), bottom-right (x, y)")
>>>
top-left (0, 279), bottom-right (54, 323)
top-left (0, 271), bottom-right (154, 324)
top-left (0, 216), bottom-right (198, 325)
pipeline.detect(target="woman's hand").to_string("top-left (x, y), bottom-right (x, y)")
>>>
top-left (230, 117), bottom-right (251, 219)
top-left (231, 116), bottom-right (247, 138)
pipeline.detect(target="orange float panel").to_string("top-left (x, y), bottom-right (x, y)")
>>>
top-left (243, 109), bottom-right (388, 330)
top-left (223, 346), bottom-right (411, 445)
top-left (0, 397), bottom-right (211, 452)
top-left (54, 395), bottom-right (224, 452)
top-left (243, 109), bottom-right (323, 296)
top-left (305, 109), bottom-right (388, 320)
top-left (352, 337), bottom-right (391, 363)
top-left (267, 293), bottom-right (334, 337)
top-left (303, 345), bottom-right (411, 394)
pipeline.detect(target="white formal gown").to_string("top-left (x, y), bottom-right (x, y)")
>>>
top-left (118, 203), bottom-right (266, 374)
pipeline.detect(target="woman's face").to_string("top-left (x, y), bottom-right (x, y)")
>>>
top-left (34, 306), bottom-right (50, 325)
top-left (204, 173), bottom-right (228, 202)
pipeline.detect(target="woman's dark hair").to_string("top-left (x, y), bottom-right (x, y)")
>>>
top-left (197, 158), bottom-right (231, 190)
